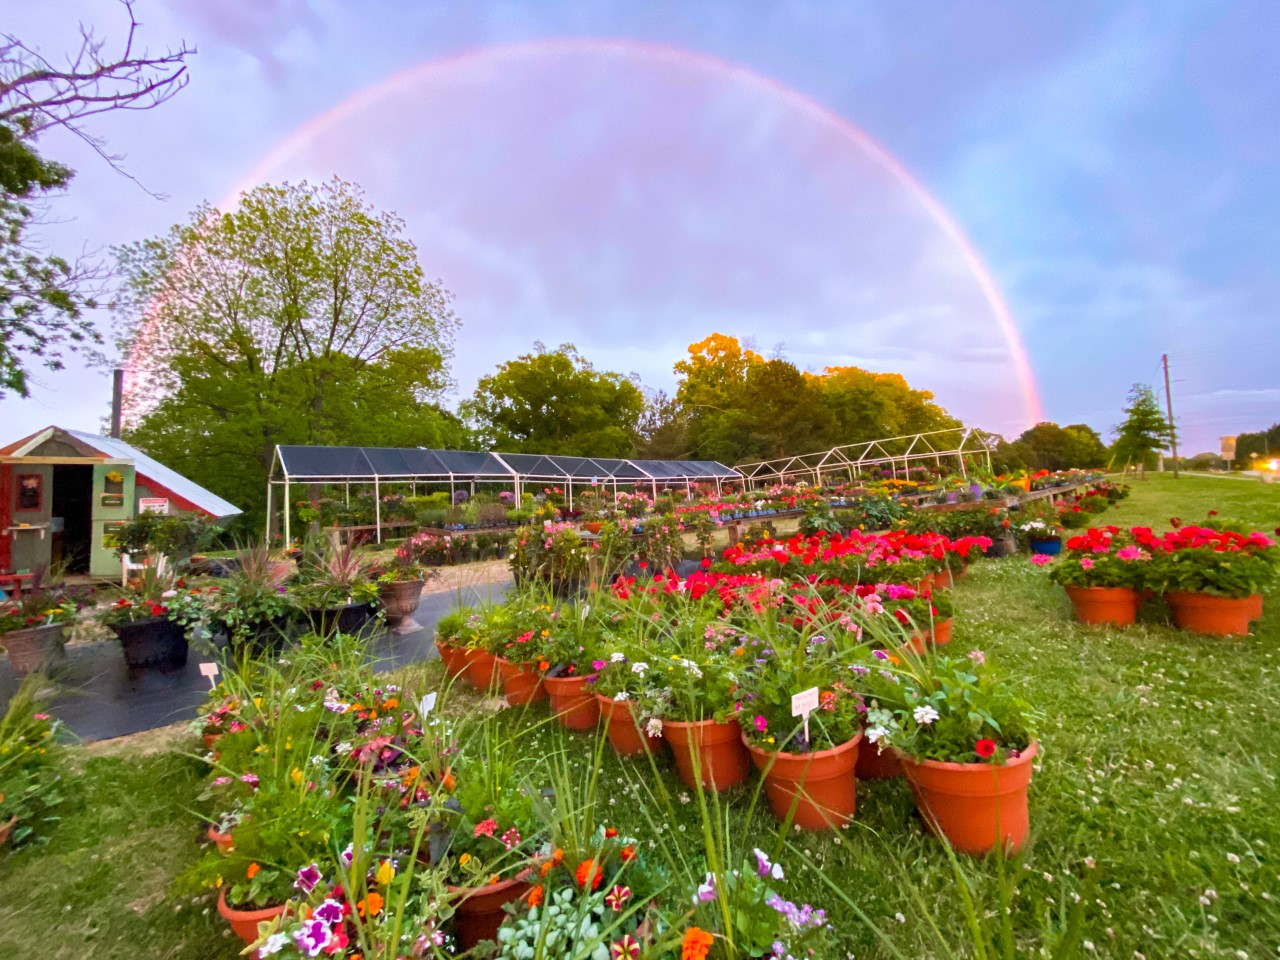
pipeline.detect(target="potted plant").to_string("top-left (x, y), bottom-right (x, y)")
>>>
top-left (541, 603), bottom-right (602, 731)
top-left (434, 609), bottom-right (479, 682)
top-left (1019, 519), bottom-right (1064, 555)
top-left (492, 599), bottom-right (550, 706)
top-left (214, 544), bottom-right (298, 654)
top-left (865, 650), bottom-right (1041, 854)
top-left (737, 635), bottom-right (866, 829)
top-left (0, 572), bottom-right (80, 674)
top-left (0, 675), bottom-right (66, 847)
top-left (590, 647), bottom-right (662, 758)
top-left (1138, 524), bottom-right (1278, 635)
top-left (295, 543), bottom-right (380, 637)
top-left (1045, 528), bottom-right (1149, 626)
top-left (374, 542), bottom-right (432, 633)
top-left (99, 566), bottom-right (206, 670)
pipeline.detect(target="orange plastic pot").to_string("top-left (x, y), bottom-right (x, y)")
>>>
top-left (495, 657), bottom-right (547, 705)
top-left (435, 640), bottom-right (471, 680)
top-left (663, 718), bottom-right (750, 792)
top-left (1246, 593), bottom-right (1264, 622)
top-left (904, 631), bottom-right (928, 654)
top-left (207, 824), bottom-right (234, 854)
top-left (1166, 592), bottom-right (1254, 637)
top-left (466, 649), bottom-right (502, 690)
top-left (901, 741), bottom-right (1038, 855)
top-left (217, 887), bottom-right (287, 958)
top-left (743, 732), bottom-right (862, 829)
top-left (544, 674), bottom-right (600, 731)
top-left (932, 568), bottom-right (954, 590)
top-left (1064, 585), bottom-right (1138, 627)
top-left (0, 815), bottom-right (15, 846)
top-left (930, 617), bottom-right (954, 646)
top-left (855, 742), bottom-right (903, 780)
top-left (448, 871), bottom-right (533, 951)
top-left (597, 695), bottom-right (656, 757)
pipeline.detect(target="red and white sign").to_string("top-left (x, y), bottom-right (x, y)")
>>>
top-left (139, 498), bottom-right (170, 514)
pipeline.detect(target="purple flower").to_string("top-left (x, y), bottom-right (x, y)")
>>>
top-left (592, 659), bottom-right (608, 671)
top-left (754, 848), bottom-right (784, 879)
top-left (694, 872), bottom-right (717, 902)
top-left (239, 773), bottom-right (259, 788)
top-left (211, 776), bottom-right (232, 787)
top-left (293, 918), bottom-right (332, 957)
top-left (312, 898), bottom-right (343, 925)
top-left (294, 863), bottom-right (322, 894)
top-left (753, 715), bottom-right (768, 733)
top-left (872, 649), bottom-right (889, 661)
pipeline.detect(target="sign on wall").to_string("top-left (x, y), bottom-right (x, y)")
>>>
top-left (139, 498), bottom-right (170, 515)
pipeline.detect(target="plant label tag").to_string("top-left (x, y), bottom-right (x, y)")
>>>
top-left (198, 662), bottom-right (219, 689)
top-left (419, 692), bottom-right (438, 716)
top-left (791, 686), bottom-right (820, 742)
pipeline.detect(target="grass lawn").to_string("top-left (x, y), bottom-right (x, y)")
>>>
top-left (2, 475), bottom-right (1277, 959)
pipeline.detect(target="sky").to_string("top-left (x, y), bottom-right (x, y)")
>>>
top-left (2, 0), bottom-right (1277, 456)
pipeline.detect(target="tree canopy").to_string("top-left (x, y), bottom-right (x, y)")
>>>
top-left (114, 178), bottom-right (461, 525)
top-left (463, 342), bottom-right (644, 457)
top-left (1111, 383), bottom-right (1173, 470)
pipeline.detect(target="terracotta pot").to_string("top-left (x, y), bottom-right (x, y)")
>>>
top-left (1166, 591), bottom-right (1254, 637)
top-left (901, 741), bottom-right (1038, 855)
top-left (1064, 585), bottom-right (1138, 627)
top-left (496, 657), bottom-right (547, 705)
top-left (930, 617), bottom-right (954, 646)
top-left (918, 573), bottom-right (937, 592)
top-left (583, 521), bottom-right (604, 535)
top-left (855, 741), bottom-right (903, 780)
top-left (597, 695), bottom-right (655, 757)
top-left (0, 815), bottom-right (16, 846)
top-left (379, 578), bottom-right (425, 630)
top-left (448, 871), bottom-right (533, 951)
top-left (109, 617), bottom-right (188, 670)
top-left (0, 622), bottom-right (67, 674)
top-left (544, 674), bottom-right (600, 731)
top-left (1245, 593), bottom-right (1264, 622)
top-left (904, 630), bottom-right (929, 654)
top-left (217, 887), bottom-right (287, 957)
top-left (743, 733), bottom-right (862, 829)
top-left (663, 718), bottom-right (750, 792)
top-left (207, 824), bottom-right (234, 854)
top-left (435, 640), bottom-right (471, 680)
top-left (466, 648), bottom-right (502, 690)
top-left (932, 568), bottom-right (954, 590)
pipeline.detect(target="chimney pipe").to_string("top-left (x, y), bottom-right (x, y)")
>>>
top-left (110, 369), bottom-right (124, 438)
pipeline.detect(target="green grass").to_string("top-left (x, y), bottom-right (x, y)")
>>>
top-left (2, 475), bottom-right (1278, 959)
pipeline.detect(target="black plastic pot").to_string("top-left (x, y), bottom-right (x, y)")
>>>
top-left (304, 601), bottom-right (376, 637)
top-left (110, 617), bottom-right (189, 670)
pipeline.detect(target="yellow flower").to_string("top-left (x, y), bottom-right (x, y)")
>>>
top-left (254, 745), bottom-right (269, 754)
top-left (253, 697), bottom-right (263, 708)
top-left (376, 860), bottom-right (395, 885)
top-left (290, 767), bottom-right (303, 785)
top-left (459, 853), bottom-right (472, 866)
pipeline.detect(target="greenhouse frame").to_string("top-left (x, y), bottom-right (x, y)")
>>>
top-left (267, 444), bottom-right (740, 543)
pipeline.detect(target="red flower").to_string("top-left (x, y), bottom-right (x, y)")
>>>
top-left (975, 739), bottom-right (997, 758)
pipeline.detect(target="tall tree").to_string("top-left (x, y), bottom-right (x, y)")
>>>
top-left (0, 3), bottom-right (193, 397)
top-left (463, 342), bottom-right (644, 457)
top-left (1061, 423), bottom-right (1109, 468)
top-left (1111, 384), bottom-right (1172, 473)
top-left (113, 178), bottom-right (460, 523)
top-left (635, 388), bottom-right (691, 459)
top-left (812, 366), bottom-right (961, 445)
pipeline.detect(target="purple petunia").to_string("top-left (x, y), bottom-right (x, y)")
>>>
top-left (294, 863), bottom-right (322, 894)
top-left (312, 898), bottom-right (343, 925)
top-left (293, 918), bottom-right (332, 957)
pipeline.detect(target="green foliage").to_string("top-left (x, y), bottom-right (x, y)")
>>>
top-left (113, 179), bottom-right (463, 528)
top-left (0, 674), bottom-right (67, 845)
top-left (1111, 383), bottom-right (1173, 469)
top-left (463, 342), bottom-right (644, 456)
top-left (1016, 422), bottom-right (1109, 471)
top-left (109, 511), bottom-right (216, 564)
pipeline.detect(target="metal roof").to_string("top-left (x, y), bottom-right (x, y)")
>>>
top-left (66, 430), bottom-right (242, 518)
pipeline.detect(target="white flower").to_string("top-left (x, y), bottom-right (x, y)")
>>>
top-left (613, 691), bottom-right (630, 701)
top-left (161, 589), bottom-right (177, 599)
top-left (865, 726), bottom-right (890, 744)
top-left (913, 705), bottom-right (940, 725)
top-left (678, 658), bottom-right (703, 678)
top-left (645, 717), bottom-right (663, 738)
top-left (333, 741), bottom-right (353, 756)
top-left (259, 933), bottom-right (289, 956)
top-left (609, 652), bottom-right (627, 663)
top-left (631, 662), bottom-right (649, 676)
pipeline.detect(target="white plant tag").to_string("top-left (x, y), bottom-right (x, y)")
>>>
top-left (198, 662), bottom-right (220, 689)
top-left (419, 692), bottom-right (438, 716)
top-left (791, 686), bottom-right (820, 743)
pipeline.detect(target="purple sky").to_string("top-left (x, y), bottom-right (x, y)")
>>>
top-left (3, 1), bottom-right (1277, 456)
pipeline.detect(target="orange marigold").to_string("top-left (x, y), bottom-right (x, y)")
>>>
top-left (575, 859), bottom-right (603, 890)
top-left (357, 892), bottom-right (384, 917)
top-left (526, 884), bottom-right (545, 908)
top-left (246, 863), bottom-right (260, 879)
top-left (681, 927), bottom-right (714, 960)
top-left (619, 845), bottom-right (637, 862)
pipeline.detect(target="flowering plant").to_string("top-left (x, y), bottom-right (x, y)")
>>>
top-left (0, 587), bottom-right (80, 636)
top-left (1046, 528), bottom-right (1152, 589)
top-left (1135, 524), bottom-right (1278, 598)
top-left (864, 650), bottom-right (1040, 764)
top-left (0, 676), bottom-right (66, 846)
top-left (98, 567), bottom-right (211, 627)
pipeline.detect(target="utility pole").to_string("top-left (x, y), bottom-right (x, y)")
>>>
top-left (1162, 354), bottom-right (1179, 479)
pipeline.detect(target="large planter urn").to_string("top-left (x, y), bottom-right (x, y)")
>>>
top-left (109, 617), bottom-right (188, 670)
top-left (305, 601), bottom-right (376, 637)
top-left (1, 622), bottom-right (68, 674)
top-left (379, 579), bottom-right (425, 632)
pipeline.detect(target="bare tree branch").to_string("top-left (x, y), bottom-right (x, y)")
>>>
top-left (0, 0), bottom-right (195, 195)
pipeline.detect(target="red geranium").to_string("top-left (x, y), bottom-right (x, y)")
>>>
top-left (974, 739), bottom-right (997, 758)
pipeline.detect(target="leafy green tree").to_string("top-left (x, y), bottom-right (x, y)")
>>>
top-left (1111, 384), bottom-right (1172, 473)
top-left (636, 388), bottom-right (691, 459)
top-left (812, 366), bottom-right (961, 445)
top-left (0, 4), bottom-right (192, 396)
top-left (113, 179), bottom-right (461, 525)
top-left (463, 342), bottom-right (644, 456)
top-left (1061, 423), bottom-right (1109, 468)
top-left (1232, 423), bottom-right (1280, 469)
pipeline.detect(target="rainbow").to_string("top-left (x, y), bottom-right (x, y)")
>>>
top-left (126, 38), bottom-right (1043, 425)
